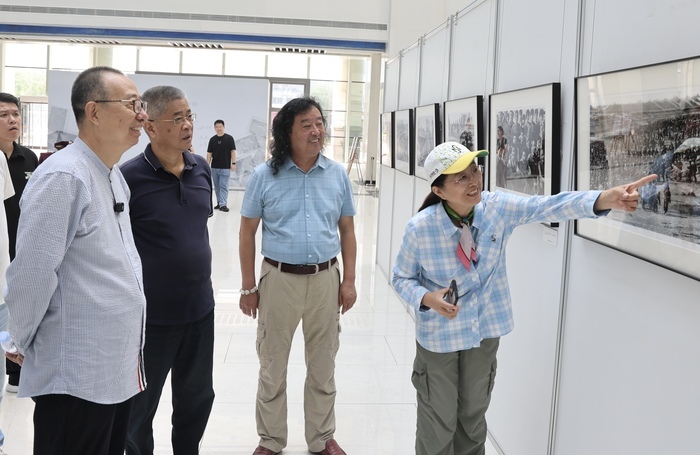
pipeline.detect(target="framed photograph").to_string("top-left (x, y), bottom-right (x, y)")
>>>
top-left (414, 103), bottom-right (441, 180)
top-left (445, 95), bottom-right (485, 188)
top-left (575, 56), bottom-right (700, 281)
top-left (489, 83), bottom-right (561, 197)
top-left (394, 109), bottom-right (414, 175)
top-left (380, 112), bottom-right (394, 168)
top-left (444, 95), bottom-right (484, 151)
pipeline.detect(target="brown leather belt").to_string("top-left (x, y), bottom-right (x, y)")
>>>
top-left (264, 257), bottom-right (337, 275)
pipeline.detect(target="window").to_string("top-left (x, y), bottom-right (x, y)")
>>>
top-left (309, 55), bottom-right (346, 81)
top-left (50, 45), bottom-right (91, 70)
top-left (5, 43), bottom-right (48, 68)
top-left (3, 43), bottom-right (49, 96)
top-left (113, 47), bottom-right (138, 73)
top-left (224, 50), bottom-right (266, 77)
top-left (138, 47), bottom-right (181, 73)
top-left (182, 49), bottom-right (223, 75)
top-left (267, 53), bottom-right (308, 79)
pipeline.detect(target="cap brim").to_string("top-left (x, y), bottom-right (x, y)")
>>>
top-left (443, 150), bottom-right (489, 174)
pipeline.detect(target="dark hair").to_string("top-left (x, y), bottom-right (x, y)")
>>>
top-left (0, 92), bottom-right (20, 109)
top-left (268, 97), bottom-right (325, 175)
top-left (418, 174), bottom-right (448, 212)
top-left (142, 86), bottom-right (186, 120)
top-left (214, 119), bottom-right (225, 127)
top-left (71, 66), bottom-right (124, 125)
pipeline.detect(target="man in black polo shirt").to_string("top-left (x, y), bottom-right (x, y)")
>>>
top-left (206, 119), bottom-right (236, 212)
top-left (0, 92), bottom-right (39, 393)
top-left (121, 86), bottom-right (215, 455)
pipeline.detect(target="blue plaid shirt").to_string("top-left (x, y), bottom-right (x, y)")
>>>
top-left (392, 190), bottom-right (603, 353)
top-left (241, 154), bottom-right (356, 264)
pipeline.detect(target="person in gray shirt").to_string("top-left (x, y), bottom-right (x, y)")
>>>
top-left (4, 66), bottom-right (149, 455)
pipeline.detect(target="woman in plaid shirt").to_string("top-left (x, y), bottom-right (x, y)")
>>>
top-left (392, 142), bottom-right (655, 455)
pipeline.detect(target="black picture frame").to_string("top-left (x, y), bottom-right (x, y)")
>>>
top-left (380, 112), bottom-right (394, 168)
top-left (414, 103), bottom-right (441, 180)
top-left (575, 56), bottom-right (700, 281)
top-left (444, 95), bottom-right (486, 188)
top-left (443, 95), bottom-right (484, 150)
top-left (394, 109), bottom-right (414, 175)
top-left (489, 83), bottom-right (561, 198)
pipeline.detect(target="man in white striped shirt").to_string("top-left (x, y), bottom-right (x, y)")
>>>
top-left (4, 66), bottom-right (149, 455)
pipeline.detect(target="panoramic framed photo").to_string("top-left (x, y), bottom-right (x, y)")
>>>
top-left (489, 83), bottom-right (561, 197)
top-left (414, 103), bottom-right (441, 180)
top-left (380, 111), bottom-right (394, 168)
top-left (575, 56), bottom-right (700, 281)
top-left (394, 108), bottom-right (414, 175)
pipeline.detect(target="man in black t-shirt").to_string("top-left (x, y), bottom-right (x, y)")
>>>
top-left (206, 119), bottom-right (236, 212)
top-left (0, 92), bottom-right (39, 394)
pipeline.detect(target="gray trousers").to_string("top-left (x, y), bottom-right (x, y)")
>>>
top-left (413, 338), bottom-right (500, 455)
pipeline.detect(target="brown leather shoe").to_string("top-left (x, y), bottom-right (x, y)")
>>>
top-left (321, 439), bottom-right (347, 455)
top-left (252, 446), bottom-right (278, 455)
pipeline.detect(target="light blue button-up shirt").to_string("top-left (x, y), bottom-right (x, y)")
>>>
top-left (392, 190), bottom-right (603, 354)
top-left (5, 138), bottom-right (147, 404)
top-left (241, 154), bottom-right (356, 264)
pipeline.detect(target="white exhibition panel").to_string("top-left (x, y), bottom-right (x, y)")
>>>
top-left (398, 43), bottom-right (421, 110)
top-left (47, 71), bottom-right (269, 190)
top-left (487, 221), bottom-right (569, 455)
top-left (376, 166), bottom-right (396, 280)
top-left (449, 0), bottom-right (495, 100)
top-left (412, 178), bottom-right (431, 215)
top-left (495, 0), bottom-right (567, 92)
top-left (580, 0), bottom-right (700, 76)
top-left (384, 57), bottom-right (401, 112)
top-left (388, 171), bottom-right (416, 281)
top-left (554, 237), bottom-right (700, 455)
top-left (419, 21), bottom-right (450, 105)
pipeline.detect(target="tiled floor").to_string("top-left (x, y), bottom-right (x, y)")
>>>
top-left (0, 184), bottom-right (499, 454)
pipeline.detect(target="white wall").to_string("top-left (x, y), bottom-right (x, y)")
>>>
top-left (388, 0), bottom-right (447, 55)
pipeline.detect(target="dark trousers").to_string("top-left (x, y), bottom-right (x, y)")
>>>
top-left (6, 358), bottom-right (20, 385)
top-left (126, 310), bottom-right (215, 455)
top-left (33, 394), bottom-right (134, 455)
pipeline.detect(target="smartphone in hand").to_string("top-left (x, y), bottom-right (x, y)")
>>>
top-left (443, 279), bottom-right (458, 305)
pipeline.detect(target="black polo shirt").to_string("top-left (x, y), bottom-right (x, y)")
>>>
top-left (120, 144), bottom-right (215, 325)
top-left (4, 142), bottom-right (39, 259)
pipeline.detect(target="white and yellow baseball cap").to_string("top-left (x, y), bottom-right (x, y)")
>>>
top-left (424, 142), bottom-right (489, 183)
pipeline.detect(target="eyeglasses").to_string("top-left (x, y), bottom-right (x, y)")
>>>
top-left (93, 99), bottom-right (148, 114)
top-left (149, 113), bottom-right (197, 127)
top-left (449, 165), bottom-right (483, 186)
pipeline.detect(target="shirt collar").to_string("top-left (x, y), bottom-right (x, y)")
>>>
top-left (284, 152), bottom-right (329, 172)
top-left (436, 197), bottom-right (486, 239)
top-left (437, 201), bottom-right (461, 238)
top-left (143, 143), bottom-right (197, 172)
top-left (9, 142), bottom-right (28, 160)
top-left (72, 137), bottom-right (111, 178)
